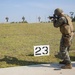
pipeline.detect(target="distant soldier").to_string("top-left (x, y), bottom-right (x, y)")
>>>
top-left (53, 8), bottom-right (74, 69)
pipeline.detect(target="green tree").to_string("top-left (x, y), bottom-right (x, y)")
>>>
top-left (5, 17), bottom-right (9, 22)
top-left (72, 16), bottom-right (75, 22)
top-left (22, 16), bottom-right (25, 22)
top-left (69, 12), bottom-right (74, 19)
top-left (38, 16), bottom-right (41, 22)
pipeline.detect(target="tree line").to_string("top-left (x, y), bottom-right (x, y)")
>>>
top-left (5, 16), bottom-right (42, 23)
top-left (5, 12), bottom-right (75, 23)
top-left (5, 16), bottom-right (28, 23)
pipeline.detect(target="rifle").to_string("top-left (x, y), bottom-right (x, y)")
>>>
top-left (48, 14), bottom-right (59, 20)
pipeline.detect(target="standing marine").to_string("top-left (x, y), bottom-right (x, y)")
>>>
top-left (52, 8), bottom-right (74, 69)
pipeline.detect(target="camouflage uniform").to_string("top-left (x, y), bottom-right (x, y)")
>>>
top-left (53, 13), bottom-right (74, 64)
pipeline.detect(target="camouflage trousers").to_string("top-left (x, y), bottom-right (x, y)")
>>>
top-left (59, 34), bottom-right (73, 64)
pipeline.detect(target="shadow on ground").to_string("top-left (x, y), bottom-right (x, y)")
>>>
top-left (0, 56), bottom-right (75, 69)
top-left (0, 56), bottom-right (48, 66)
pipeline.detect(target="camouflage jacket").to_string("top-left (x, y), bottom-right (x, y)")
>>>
top-left (53, 14), bottom-right (74, 35)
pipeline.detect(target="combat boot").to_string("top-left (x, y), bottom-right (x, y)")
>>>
top-left (61, 64), bottom-right (72, 69)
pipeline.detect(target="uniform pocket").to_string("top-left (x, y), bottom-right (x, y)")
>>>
top-left (63, 36), bottom-right (71, 46)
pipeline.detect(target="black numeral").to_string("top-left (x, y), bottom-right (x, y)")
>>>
top-left (34, 46), bottom-right (49, 56)
top-left (35, 47), bottom-right (41, 55)
top-left (42, 46), bottom-right (48, 54)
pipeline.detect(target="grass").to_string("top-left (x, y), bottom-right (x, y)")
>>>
top-left (0, 22), bottom-right (75, 68)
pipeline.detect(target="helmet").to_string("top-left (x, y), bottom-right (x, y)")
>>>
top-left (54, 8), bottom-right (63, 15)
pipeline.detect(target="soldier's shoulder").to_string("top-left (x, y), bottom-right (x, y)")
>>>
top-left (64, 14), bottom-right (69, 16)
top-left (63, 14), bottom-right (71, 18)
top-left (63, 14), bottom-right (72, 21)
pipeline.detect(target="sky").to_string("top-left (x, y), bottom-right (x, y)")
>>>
top-left (0, 0), bottom-right (75, 23)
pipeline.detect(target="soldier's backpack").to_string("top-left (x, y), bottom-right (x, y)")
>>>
top-left (60, 14), bottom-right (74, 35)
top-left (60, 14), bottom-right (74, 46)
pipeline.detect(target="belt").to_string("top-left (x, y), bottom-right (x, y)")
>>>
top-left (63, 33), bottom-right (71, 37)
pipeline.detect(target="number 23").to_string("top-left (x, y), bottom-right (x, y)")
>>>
top-left (35, 46), bottom-right (48, 55)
